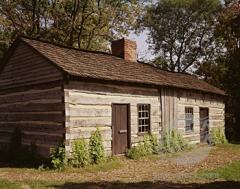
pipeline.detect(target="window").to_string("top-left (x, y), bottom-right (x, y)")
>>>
top-left (138, 104), bottom-right (150, 133)
top-left (185, 107), bottom-right (194, 132)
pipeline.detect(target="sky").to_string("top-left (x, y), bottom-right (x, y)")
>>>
top-left (128, 31), bottom-right (154, 62)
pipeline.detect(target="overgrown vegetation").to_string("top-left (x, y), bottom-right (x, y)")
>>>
top-left (50, 145), bottom-right (67, 170)
top-left (161, 130), bottom-right (189, 153)
top-left (126, 131), bottom-right (188, 160)
top-left (50, 128), bottom-right (105, 170)
top-left (126, 134), bottom-right (160, 160)
top-left (89, 128), bottom-right (105, 164)
top-left (71, 139), bottom-right (90, 167)
top-left (210, 127), bottom-right (228, 145)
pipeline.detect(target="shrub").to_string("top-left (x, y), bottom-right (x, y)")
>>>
top-left (71, 139), bottom-right (90, 167)
top-left (143, 134), bottom-right (160, 154)
top-left (50, 145), bottom-right (66, 170)
top-left (160, 130), bottom-right (188, 153)
top-left (89, 128), bottom-right (105, 164)
top-left (210, 127), bottom-right (228, 145)
top-left (126, 134), bottom-right (160, 159)
top-left (126, 143), bottom-right (148, 160)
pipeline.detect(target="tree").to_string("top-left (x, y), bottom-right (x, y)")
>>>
top-left (139, 0), bottom-right (223, 73)
top-left (0, 0), bottom-right (144, 58)
top-left (217, 0), bottom-right (240, 141)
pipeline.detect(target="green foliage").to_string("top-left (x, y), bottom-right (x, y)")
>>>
top-left (140, 0), bottom-right (222, 72)
top-left (126, 131), bottom-right (188, 159)
top-left (0, 0), bottom-right (144, 57)
top-left (0, 179), bottom-right (21, 189)
top-left (50, 145), bottom-right (67, 170)
top-left (198, 161), bottom-right (240, 181)
top-left (89, 128), bottom-right (105, 164)
top-left (160, 130), bottom-right (189, 153)
top-left (126, 143), bottom-right (149, 160)
top-left (143, 134), bottom-right (160, 154)
top-left (126, 134), bottom-right (160, 159)
top-left (71, 139), bottom-right (90, 167)
top-left (210, 127), bottom-right (228, 145)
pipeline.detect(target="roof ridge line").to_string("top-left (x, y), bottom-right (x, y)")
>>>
top-left (19, 35), bottom-right (117, 57)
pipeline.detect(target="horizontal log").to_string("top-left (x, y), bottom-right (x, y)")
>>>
top-left (0, 72), bottom-right (62, 88)
top-left (0, 102), bottom-right (64, 112)
top-left (0, 81), bottom-right (63, 95)
top-left (65, 81), bottom-right (159, 96)
top-left (1, 58), bottom-right (52, 75)
top-left (0, 65), bottom-right (61, 81)
top-left (0, 112), bottom-right (64, 122)
top-left (66, 106), bottom-right (111, 117)
top-left (0, 88), bottom-right (63, 104)
top-left (0, 76), bottom-right (63, 90)
top-left (66, 117), bottom-right (111, 127)
top-left (65, 91), bottom-right (160, 106)
top-left (0, 121), bottom-right (64, 133)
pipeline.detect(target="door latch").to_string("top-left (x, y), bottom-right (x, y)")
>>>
top-left (119, 130), bottom-right (127, 134)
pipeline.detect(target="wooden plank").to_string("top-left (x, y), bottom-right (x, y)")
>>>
top-left (0, 88), bottom-right (62, 104)
top-left (0, 63), bottom-right (61, 79)
top-left (0, 41), bottom-right (63, 89)
top-left (0, 112), bottom-right (64, 122)
top-left (66, 106), bottom-right (111, 117)
top-left (0, 102), bottom-right (64, 112)
top-left (0, 121), bottom-right (64, 133)
top-left (0, 81), bottom-right (62, 95)
top-left (66, 117), bottom-right (111, 127)
top-left (65, 91), bottom-right (159, 105)
top-left (0, 76), bottom-right (62, 90)
top-left (65, 81), bottom-right (159, 96)
top-left (0, 72), bottom-right (62, 87)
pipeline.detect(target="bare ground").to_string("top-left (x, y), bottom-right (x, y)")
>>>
top-left (0, 144), bottom-right (240, 188)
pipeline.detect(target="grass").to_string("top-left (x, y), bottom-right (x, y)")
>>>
top-left (0, 144), bottom-right (240, 189)
top-left (197, 161), bottom-right (240, 181)
top-left (0, 179), bottom-right (21, 189)
top-left (83, 157), bottom-right (123, 173)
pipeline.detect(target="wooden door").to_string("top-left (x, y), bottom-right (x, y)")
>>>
top-left (112, 104), bottom-right (130, 155)
top-left (200, 108), bottom-right (209, 143)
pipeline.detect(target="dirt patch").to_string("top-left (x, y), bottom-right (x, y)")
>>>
top-left (0, 144), bottom-right (240, 184)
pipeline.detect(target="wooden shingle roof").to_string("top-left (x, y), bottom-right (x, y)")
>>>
top-left (20, 37), bottom-right (225, 95)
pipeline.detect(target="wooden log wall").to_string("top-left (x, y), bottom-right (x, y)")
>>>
top-left (161, 88), bottom-right (225, 144)
top-left (0, 41), bottom-right (64, 157)
top-left (64, 81), bottom-right (162, 155)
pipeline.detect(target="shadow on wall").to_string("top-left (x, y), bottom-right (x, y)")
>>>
top-left (51, 181), bottom-right (240, 189)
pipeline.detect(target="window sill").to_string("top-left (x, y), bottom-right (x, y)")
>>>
top-left (137, 132), bottom-right (150, 136)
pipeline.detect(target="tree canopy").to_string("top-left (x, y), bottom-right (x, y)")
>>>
top-left (139, 0), bottom-right (223, 73)
top-left (0, 0), bottom-right (144, 58)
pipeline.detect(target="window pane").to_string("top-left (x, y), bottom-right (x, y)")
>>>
top-left (138, 104), bottom-right (150, 133)
top-left (185, 107), bottom-right (193, 132)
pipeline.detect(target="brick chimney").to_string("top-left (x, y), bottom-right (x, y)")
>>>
top-left (111, 38), bottom-right (137, 62)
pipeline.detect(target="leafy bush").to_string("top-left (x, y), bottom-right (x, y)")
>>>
top-left (126, 143), bottom-right (149, 160)
top-left (50, 145), bottom-right (66, 170)
top-left (71, 139), bottom-right (90, 167)
top-left (143, 134), bottom-right (160, 154)
top-left (126, 134), bottom-right (160, 159)
top-left (160, 130), bottom-right (188, 153)
top-left (210, 127), bottom-right (228, 145)
top-left (89, 128), bottom-right (105, 164)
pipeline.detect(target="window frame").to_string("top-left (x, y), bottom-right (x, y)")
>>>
top-left (185, 107), bottom-right (194, 132)
top-left (137, 104), bottom-right (151, 135)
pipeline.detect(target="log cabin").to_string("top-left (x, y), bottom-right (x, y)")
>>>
top-left (0, 37), bottom-right (225, 157)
